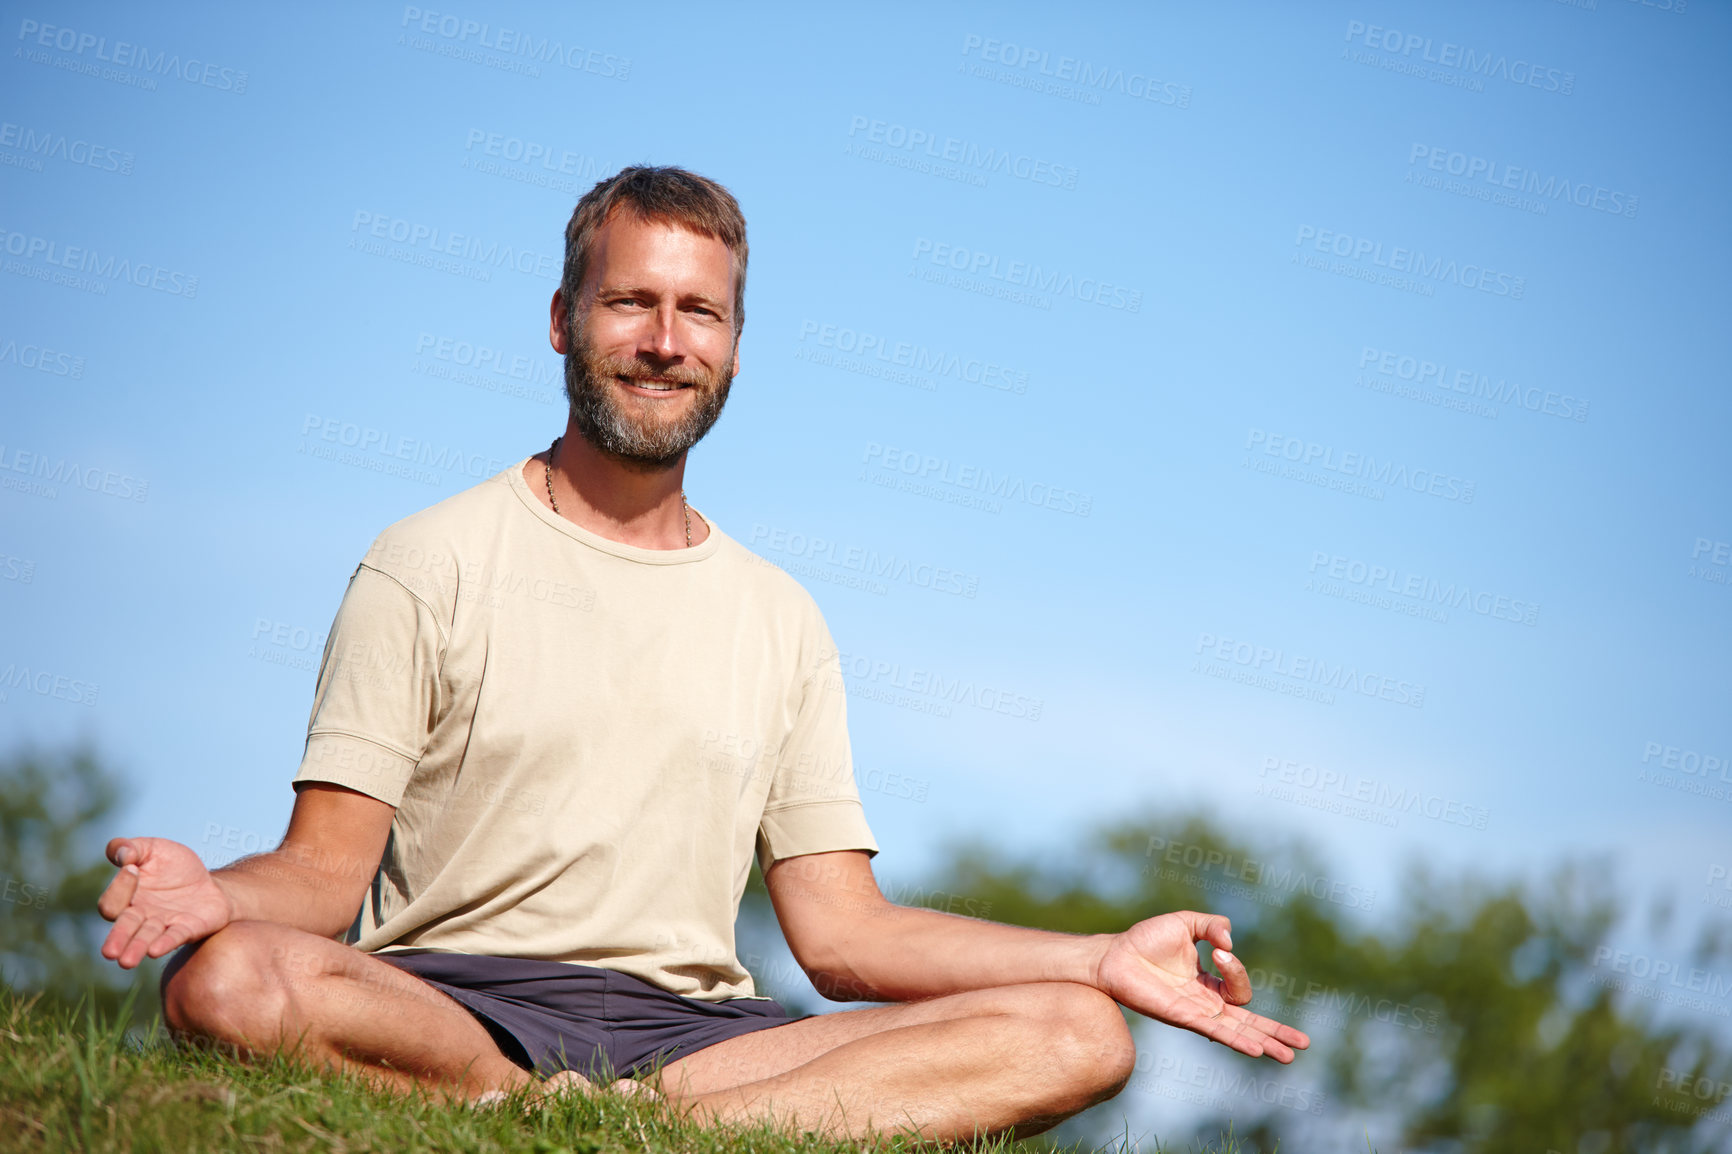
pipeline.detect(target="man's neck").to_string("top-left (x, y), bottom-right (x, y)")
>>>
top-left (526, 421), bottom-right (710, 550)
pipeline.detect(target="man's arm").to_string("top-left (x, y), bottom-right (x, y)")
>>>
top-left (764, 849), bottom-right (1309, 1063)
top-left (97, 782), bottom-right (394, 968)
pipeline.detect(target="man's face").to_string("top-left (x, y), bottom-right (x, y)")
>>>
top-left (554, 213), bottom-right (740, 470)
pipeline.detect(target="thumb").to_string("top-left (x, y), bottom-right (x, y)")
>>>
top-left (1173, 910), bottom-right (1234, 953)
top-left (106, 838), bottom-right (140, 868)
top-left (1213, 949), bottom-right (1253, 1005)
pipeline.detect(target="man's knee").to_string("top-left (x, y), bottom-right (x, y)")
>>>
top-left (162, 921), bottom-right (295, 1041)
top-left (1017, 983), bottom-right (1137, 1102)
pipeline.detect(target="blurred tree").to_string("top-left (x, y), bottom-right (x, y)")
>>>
top-left (738, 808), bottom-right (1732, 1152)
top-left (0, 744), bottom-right (156, 1020)
top-left (929, 809), bottom-right (1732, 1153)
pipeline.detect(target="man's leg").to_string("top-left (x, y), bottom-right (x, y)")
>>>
top-left (653, 981), bottom-right (1136, 1141)
top-left (161, 920), bottom-right (530, 1099)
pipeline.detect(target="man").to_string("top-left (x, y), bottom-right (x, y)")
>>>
top-left (97, 166), bottom-right (1307, 1142)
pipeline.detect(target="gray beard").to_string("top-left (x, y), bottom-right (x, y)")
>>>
top-left (563, 327), bottom-right (734, 471)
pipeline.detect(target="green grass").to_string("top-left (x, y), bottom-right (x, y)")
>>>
top-left (0, 989), bottom-right (1263, 1154)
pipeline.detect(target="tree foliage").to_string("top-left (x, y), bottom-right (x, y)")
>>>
top-left (920, 809), bottom-right (1732, 1153)
top-left (0, 744), bottom-right (156, 1019)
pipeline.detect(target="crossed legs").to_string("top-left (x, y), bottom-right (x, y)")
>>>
top-left (163, 921), bottom-right (1136, 1141)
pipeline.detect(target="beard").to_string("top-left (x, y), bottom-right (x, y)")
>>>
top-left (562, 325), bottom-right (735, 471)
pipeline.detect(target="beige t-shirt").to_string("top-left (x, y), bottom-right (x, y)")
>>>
top-left (291, 459), bottom-right (878, 1000)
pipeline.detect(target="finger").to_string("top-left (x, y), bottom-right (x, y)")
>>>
top-left (1171, 910), bottom-right (1233, 953)
top-left (1198, 1012), bottom-right (1266, 1059)
top-left (101, 904), bottom-right (147, 961)
top-left (1232, 1019), bottom-right (1294, 1062)
top-left (96, 865), bottom-right (140, 921)
top-left (120, 918), bottom-right (167, 970)
top-left (1221, 1005), bottom-right (1311, 1060)
top-left (146, 923), bottom-right (196, 960)
top-left (1162, 987), bottom-right (1263, 1057)
top-left (1213, 949), bottom-right (1253, 1005)
top-left (106, 838), bottom-right (140, 868)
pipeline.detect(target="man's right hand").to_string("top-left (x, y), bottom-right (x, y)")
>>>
top-left (97, 837), bottom-right (234, 969)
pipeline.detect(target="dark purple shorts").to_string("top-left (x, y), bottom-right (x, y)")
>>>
top-left (376, 952), bottom-right (794, 1081)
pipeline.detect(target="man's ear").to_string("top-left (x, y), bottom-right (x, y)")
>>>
top-left (549, 290), bottom-right (569, 354)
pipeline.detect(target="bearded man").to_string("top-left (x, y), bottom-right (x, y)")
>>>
top-left (96, 166), bottom-right (1307, 1143)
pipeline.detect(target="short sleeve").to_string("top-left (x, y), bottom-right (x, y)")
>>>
top-left (292, 565), bottom-right (447, 807)
top-left (755, 639), bottom-right (879, 872)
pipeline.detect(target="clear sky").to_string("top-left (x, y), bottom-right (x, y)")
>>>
top-left (3, 0), bottom-right (1729, 1141)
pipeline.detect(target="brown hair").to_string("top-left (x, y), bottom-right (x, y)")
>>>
top-left (561, 165), bottom-right (749, 336)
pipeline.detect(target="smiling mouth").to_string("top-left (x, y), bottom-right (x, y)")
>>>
top-left (622, 376), bottom-right (691, 392)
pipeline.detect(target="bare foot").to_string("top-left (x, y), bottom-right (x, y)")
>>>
top-left (539, 1070), bottom-right (596, 1100)
top-left (539, 1069), bottom-right (663, 1103)
top-left (609, 1078), bottom-right (664, 1102)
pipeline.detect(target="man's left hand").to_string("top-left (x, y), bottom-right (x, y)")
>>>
top-left (1093, 910), bottom-right (1310, 1062)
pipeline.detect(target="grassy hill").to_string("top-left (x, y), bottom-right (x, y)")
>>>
top-left (0, 989), bottom-right (1260, 1154)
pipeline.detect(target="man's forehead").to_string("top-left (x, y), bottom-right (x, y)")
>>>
top-left (586, 212), bottom-right (733, 283)
top-left (593, 210), bottom-right (728, 254)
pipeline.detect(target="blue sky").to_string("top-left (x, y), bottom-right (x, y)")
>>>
top-left (3, 0), bottom-right (1730, 1139)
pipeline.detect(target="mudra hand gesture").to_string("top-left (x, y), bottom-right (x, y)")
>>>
top-left (1094, 910), bottom-right (1309, 1062)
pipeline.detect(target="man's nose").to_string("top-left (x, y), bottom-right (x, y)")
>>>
top-left (641, 306), bottom-right (681, 360)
